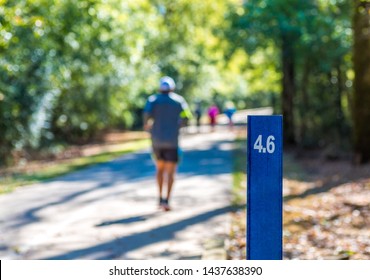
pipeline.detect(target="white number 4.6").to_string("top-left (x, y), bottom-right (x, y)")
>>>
top-left (253, 135), bottom-right (275, 154)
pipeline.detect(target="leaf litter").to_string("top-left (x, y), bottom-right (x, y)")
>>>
top-left (228, 149), bottom-right (370, 260)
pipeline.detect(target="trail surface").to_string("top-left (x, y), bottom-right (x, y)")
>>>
top-left (0, 107), bottom-right (272, 259)
top-left (0, 128), bottom-right (235, 260)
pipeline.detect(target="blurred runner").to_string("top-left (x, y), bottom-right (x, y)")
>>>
top-left (224, 101), bottom-right (236, 130)
top-left (143, 76), bottom-right (192, 211)
top-left (194, 101), bottom-right (202, 132)
top-left (207, 104), bottom-right (219, 132)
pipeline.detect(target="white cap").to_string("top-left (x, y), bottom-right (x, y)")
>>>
top-left (159, 76), bottom-right (176, 91)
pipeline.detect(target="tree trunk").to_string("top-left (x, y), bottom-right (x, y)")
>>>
top-left (353, 0), bottom-right (370, 163)
top-left (336, 64), bottom-right (345, 137)
top-left (281, 32), bottom-right (296, 145)
top-left (297, 58), bottom-right (310, 148)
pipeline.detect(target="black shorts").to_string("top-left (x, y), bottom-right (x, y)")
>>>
top-left (152, 147), bottom-right (179, 163)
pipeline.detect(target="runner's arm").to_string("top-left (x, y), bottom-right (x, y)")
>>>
top-left (179, 99), bottom-right (193, 127)
top-left (143, 98), bottom-right (153, 131)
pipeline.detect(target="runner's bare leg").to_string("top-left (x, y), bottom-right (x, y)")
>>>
top-left (156, 160), bottom-right (165, 200)
top-left (165, 162), bottom-right (177, 201)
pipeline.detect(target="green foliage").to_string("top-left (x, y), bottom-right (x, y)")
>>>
top-left (0, 0), bottom-right (366, 164)
top-left (0, 0), bottom-right (237, 165)
top-left (229, 0), bottom-right (353, 148)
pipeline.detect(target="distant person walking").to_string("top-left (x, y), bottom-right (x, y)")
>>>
top-left (207, 104), bottom-right (219, 132)
top-left (143, 76), bottom-right (191, 211)
top-left (194, 101), bottom-right (202, 131)
top-left (224, 101), bottom-right (236, 130)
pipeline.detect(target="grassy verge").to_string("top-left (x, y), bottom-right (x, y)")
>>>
top-left (0, 139), bottom-right (150, 194)
top-left (227, 133), bottom-right (247, 259)
top-left (231, 136), bottom-right (247, 206)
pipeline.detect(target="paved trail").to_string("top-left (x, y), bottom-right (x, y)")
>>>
top-left (0, 128), bottom-right (236, 260)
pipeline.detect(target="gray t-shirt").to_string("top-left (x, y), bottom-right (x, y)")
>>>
top-left (144, 92), bottom-right (190, 148)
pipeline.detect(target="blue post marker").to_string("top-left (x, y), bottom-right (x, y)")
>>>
top-left (247, 115), bottom-right (283, 260)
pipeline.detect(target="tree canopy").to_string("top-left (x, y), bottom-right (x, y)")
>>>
top-left (0, 0), bottom-right (369, 164)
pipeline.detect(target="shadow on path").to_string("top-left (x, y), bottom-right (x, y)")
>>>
top-left (95, 213), bottom-right (160, 227)
top-left (10, 138), bottom-right (234, 233)
top-left (9, 152), bottom-right (154, 229)
top-left (46, 205), bottom-right (233, 260)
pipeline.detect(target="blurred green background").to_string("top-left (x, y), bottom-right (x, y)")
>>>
top-left (0, 0), bottom-right (369, 166)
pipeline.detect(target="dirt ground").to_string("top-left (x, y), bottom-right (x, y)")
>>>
top-left (227, 131), bottom-right (370, 260)
top-left (283, 152), bottom-right (370, 260)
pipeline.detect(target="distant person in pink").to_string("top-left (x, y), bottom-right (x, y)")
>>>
top-left (208, 104), bottom-right (219, 132)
